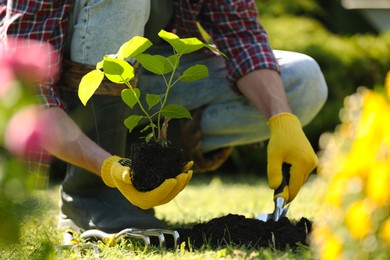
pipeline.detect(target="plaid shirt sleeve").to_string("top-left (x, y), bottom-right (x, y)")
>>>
top-left (1, 0), bottom-right (72, 188)
top-left (1, 0), bottom-right (72, 109)
top-left (174, 0), bottom-right (280, 86)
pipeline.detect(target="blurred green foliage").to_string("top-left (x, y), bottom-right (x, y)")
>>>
top-left (0, 82), bottom-right (40, 249)
top-left (225, 0), bottom-right (390, 173)
top-left (256, 0), bottom-right (376, 34)
top-left (0, 149), bottom-right (40, 248)
top-left (256, 0), bottom-right (323, 18)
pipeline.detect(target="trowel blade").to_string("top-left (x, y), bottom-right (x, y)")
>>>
top-left (257, 213), bottom-right (273, 222)
top-left (257, 203), bottom-right (290, 222)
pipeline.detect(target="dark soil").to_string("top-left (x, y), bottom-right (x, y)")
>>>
top-left (165, 214), bottom-right (312, 250)
top-left (128, 141), bottom-right (312, 251)
top-left (129, 142), bottom-right (187, 191)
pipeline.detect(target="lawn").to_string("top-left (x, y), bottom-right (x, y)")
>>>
top-left (0, 170), bottom-right (325, 259)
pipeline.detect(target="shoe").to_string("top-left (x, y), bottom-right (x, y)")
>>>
top-left (58, 185), bottom-right (166, 233)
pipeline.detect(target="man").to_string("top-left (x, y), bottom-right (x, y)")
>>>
top-left (2, 0), bottom-right (327, 233)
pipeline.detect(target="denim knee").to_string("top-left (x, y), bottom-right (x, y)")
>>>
top-left (278, 51), bottom-right (328, 126)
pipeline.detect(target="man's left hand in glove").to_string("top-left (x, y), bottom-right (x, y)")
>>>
top-left (101, 155), bottom-right (193, 210)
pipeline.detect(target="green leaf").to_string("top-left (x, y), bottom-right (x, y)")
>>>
top-left (205, 44), bottom-right (228, 58)
top-left (121, 88), bottom-right (140, 108)
top-left (103, 57), bottom-right (134, 84)
top-left (161, 104), bottom-right (192, 119)
top-left (146, 94), bottom-right (161, 110)
top-left (136, 54), bottom-right (173, 75)
top-left (179, 64), bottom-right (209, 82)
top-left (117, 36), bottom-right (153, 60)
top-left (158, 29), bottom-right (227, 57)
top-left (177, 37), bottom-right (205, 54)
top-left (158, 30), bottom-right (180, 41)
top-left (145, 132), bottom-right (154, 143)
top-left (140, 124), bottom-right (151, 133)
top-left (124, 115), bottom-right (143, 133)
top-left (96, 60), bottom-right (104, 70)
top-left (158, 30), bottom-right (204, 54)
top-left (166, 55), bottom-right (179, 70)
top-left (78, 69), bottom-right (104, 106)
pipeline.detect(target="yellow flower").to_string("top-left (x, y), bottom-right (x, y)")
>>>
top-left (315, 72), bottom-right (390, 258)
top-left (366, 161), bottom-right (390, 206)
top-left (341, 90), bottom-right (390, 180)
top-left (324, 176), bottom-right (348, 206)
top-left (345, 199), bottom-right (373, 239)
top-left (381, 217), bottom-right (390, 247)
top-left (341, 94), bottom-right (383, 179)
top-left (313, 225), bottom-right (343, 260)
top-left (322, 235), bottom-right (343, 260)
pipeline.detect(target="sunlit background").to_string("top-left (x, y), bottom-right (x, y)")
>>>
top-left (1, 0), bottom-right (390, 258)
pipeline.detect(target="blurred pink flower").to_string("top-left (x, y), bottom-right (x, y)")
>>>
top-left (0, 37), bottom-right (59, 96)
top-left (4, 105), bottom-right (47, 158)
top-left (0, 63), bottom-right (13, 96)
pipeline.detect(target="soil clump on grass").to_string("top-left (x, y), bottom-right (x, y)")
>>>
top-left (129, 142), bottom-right (187, 191)
top-left (169, 214), bottom-right (312, 250)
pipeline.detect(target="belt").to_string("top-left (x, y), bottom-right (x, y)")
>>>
top-left (57, 59), bottom-right (138, 96)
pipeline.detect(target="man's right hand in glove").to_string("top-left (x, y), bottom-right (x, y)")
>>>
top-left (101, 155), bottom-right (193, 210)
top-left (237, 69), bottom-right (319, 204)
top-left (267, 113), bottom-right (318, 203)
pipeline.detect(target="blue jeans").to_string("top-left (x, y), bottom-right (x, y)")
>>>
top-left (67, 0), bottom-right (328, 153)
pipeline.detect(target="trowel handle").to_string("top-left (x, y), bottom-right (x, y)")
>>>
top-left (273, 163), bottom-right (291, 199)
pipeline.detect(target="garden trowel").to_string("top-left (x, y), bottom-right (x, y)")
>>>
top-left (257, 163), bottom-right (291, 222)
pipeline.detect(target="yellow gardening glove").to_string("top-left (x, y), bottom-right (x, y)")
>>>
top-left (267, 113), bottom-right (318, 203)
top-left (101, 156), bottom-right (193, 210)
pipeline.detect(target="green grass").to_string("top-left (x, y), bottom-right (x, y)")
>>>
top-left (0, 171), bottom-right (326, 259)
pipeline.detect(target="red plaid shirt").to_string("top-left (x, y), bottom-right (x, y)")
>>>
top-left (1, 0), bottom-right (72, 109)
top-left (174, 0), bottom-right (280, 85)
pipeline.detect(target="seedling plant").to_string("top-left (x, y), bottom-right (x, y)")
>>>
top-left (78, 30), bottom-right (224, 191)
top-left (79, 29), bottom-right (223, 147)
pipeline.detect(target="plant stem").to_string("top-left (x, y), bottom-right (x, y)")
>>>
top-left (160, 118), bottom-right (170, 147)
top-left (125, 81), bottom-right (157, 140)
top-left (156, 52), bottom-right (182, 142)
